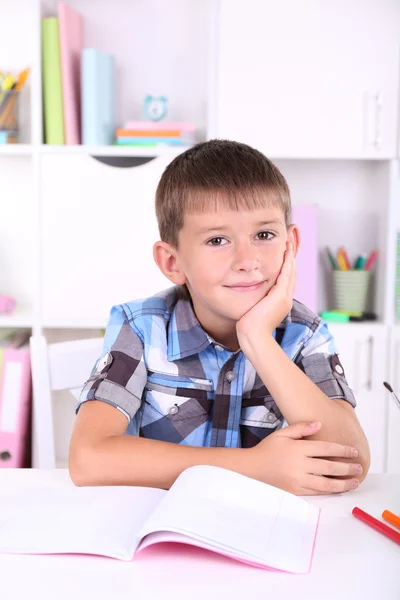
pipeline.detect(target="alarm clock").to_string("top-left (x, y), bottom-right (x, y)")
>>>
top-left (143, 95), bottom-right (168, 121)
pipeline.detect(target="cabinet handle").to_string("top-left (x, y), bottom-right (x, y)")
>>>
top-left (366, 336), bottom-right (373, 390)
top-left (373, 91), bottom-right (383, 150)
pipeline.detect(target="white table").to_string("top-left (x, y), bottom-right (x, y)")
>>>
top-left (0, 470), bottom-right (399, 600)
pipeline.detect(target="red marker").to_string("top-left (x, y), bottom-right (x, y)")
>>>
top-left (352, 507), bottom-right (400, 545)
top-left (365, 250), bottom-right (378, 270)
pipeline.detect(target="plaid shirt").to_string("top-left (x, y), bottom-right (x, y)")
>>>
top-left (77, 286), bottom-right (355, 448)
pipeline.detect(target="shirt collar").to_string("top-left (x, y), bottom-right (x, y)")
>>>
top-left (166, 292), bottom-right (308, 362)
top-left (167, 295), bottom-right (213, 361)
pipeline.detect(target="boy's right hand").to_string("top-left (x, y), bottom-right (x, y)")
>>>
top-left (249, 421), bottom-right (362, 495)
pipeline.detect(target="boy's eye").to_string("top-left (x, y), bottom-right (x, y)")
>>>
top-left (208, 237), bottom-right (228, 246)
top-left (257, 231), bottom-right (275, 241)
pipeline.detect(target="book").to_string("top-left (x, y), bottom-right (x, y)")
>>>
top-left (116, 128), bottom-right (183, 137)
top-left (124, 121), bottom-right (196, 133)
top-left (58, 2), bottom-right (84, 145)
top-left (115, 137), bottom-right (185, 146)
top-left (81, 49), bottom-right (115, 145)
top-left (0, 465), bottom-right (320, 573)
top-left (0, 330), bottom-right (32, 468)
top-left (42, 17), bottom-right (65, 144)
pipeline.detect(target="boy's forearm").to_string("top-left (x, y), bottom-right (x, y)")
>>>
top-left (70, 434), bottom-right (251, 489)
top-left (243, 336), bottom-right (370, 476)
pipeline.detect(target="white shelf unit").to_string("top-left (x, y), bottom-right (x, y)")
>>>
top-left (1, 0), bottom-right (400, 471)
top-left (0, 145), bottom-right (34, 156)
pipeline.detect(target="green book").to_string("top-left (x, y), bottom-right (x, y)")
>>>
top-left (42, 17), bottom-right (65, 144)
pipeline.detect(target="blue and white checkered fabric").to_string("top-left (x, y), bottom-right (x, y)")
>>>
top-left (77, 286), bottom-right (355, 448)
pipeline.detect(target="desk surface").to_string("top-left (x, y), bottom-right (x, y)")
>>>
top-left (0, 470), bottom-right (399, 600)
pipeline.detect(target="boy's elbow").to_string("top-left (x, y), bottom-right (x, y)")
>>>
top-left (69, 443), bottom-right (99, 487)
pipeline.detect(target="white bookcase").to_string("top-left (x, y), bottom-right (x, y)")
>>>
top-left (1, 0), bottom-right (400, 471)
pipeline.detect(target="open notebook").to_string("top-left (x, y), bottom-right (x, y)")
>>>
top-left (0, 465), bottom-right (320, 573)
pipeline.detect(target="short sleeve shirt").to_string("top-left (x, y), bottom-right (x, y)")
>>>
top-left (76, 286), bottom-right (356, 448)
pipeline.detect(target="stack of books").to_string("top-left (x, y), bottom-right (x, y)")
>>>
top-left (115, 121), bottom-right (196, 148)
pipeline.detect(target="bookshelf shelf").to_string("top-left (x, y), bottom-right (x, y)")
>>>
top-left (0, 306), bottom-right (34, 329)
top-left (0, 145), bottom-right (33, 156)
top-left (39, 144), bottom-right (192, 158)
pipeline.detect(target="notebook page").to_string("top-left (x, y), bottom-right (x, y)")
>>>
top-left (136, 465), bottom-right (319, 573)
top-left (0, 482), bottom-right (165, 560)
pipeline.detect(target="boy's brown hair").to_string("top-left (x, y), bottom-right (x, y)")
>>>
top-left (155, 139), bottom-right (291, 248)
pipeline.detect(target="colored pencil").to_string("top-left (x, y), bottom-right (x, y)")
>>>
top-left (382, 510), bottom-right (400, 531)
top-left (352, 507), bottom-right (400, 545)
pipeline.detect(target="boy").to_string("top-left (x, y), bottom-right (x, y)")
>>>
top-left (69, 140), bottom-right (370, 494)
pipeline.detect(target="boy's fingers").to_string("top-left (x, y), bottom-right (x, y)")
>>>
top-left (303, 474), bottom-right (359, 495)
top-left (307, 457), bottom-right (363, 478)
top-left (304, 440), bottom-right (359, 460)
top-left (277, 421), bottom-right (321, 439)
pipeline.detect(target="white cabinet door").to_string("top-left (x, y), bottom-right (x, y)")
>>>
top-left (328, 324), bottom-right (388, 473)
top-left (216, 0), bottom-right (400, 158)
top-left (387, 327), bottom-right (400, 473)
top-left (40, 155), bottom-right (173, 326)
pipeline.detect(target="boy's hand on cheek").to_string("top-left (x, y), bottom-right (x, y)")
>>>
top-left (248, 421), bottom-right (362, 495)
top-left (236, 240), bottom-right (296, 351)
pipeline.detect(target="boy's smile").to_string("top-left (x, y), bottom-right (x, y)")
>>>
top-left (154, 204), bottom-right (299, 349)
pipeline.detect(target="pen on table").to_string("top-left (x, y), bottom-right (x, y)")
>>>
top-left (382, 510), bottom-right (400, 531)
top-left (352, 507), bottom-right (400, 545)
top-left (326, 247), bottom-right (338, 270)
top-left (382, 381), bottom-right (400, 411)
top-left (365, 249), bottom-right (378, 270)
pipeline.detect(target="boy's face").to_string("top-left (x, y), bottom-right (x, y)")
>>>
top-left (154, 205), bottom-right (299, 345)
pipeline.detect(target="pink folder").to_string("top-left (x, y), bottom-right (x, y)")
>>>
top-left (0, 345), bottom-right (32, 468)
top-left (292, 204), bottom-right (318, 313)
top-left (59, 2), bottom-right (84, 144)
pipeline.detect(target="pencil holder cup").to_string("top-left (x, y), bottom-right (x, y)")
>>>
top-left (0, 90), bottom-right (19, 143)
top-left (332, 270), bottom-right (371, 313)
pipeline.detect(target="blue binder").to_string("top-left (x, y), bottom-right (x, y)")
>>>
top-left (81, 49), bottom-right (115, 145)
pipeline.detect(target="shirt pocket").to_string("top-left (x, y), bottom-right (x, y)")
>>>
top-left (240, 394), bottom-right (283, 448)
top-left (139, 373), bottom-right (214, 445)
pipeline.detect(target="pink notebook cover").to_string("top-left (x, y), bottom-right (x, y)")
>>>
top-left (292, 204), bottom-right (318, 313)
top-left (59, 2), bottom-right (84, 145)
top-left (0, 348), bottom-right (31, 468)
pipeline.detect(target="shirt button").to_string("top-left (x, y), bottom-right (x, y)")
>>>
top-left (225, 371), bottom-right (236, 383)
top-left (168, 405), bottom-right (179, 416)
top-left (335, 364), bottom-right (344, 375)
top-left (97, 352), bottom-right (111, 372)
top-left (267, 413), bottom-right (276, 423)
top-left (214, 344), bottom-right (224, 352)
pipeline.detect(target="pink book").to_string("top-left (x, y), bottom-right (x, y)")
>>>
top-left (0, 465), bottom-right (320, 573)
top-left (0, 345), bottom-right (31, 468)
top-left (58, 2), bottom-right (84, 144)
top-left (124, 121), bottom-right (196, 133)
top-left (292, 204), bottom-right (318, 313)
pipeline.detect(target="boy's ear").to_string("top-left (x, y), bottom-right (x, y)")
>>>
top-left (153, 241), bottom-right (187, 285)
top-left (287, 224), bottom-right (300, 258)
